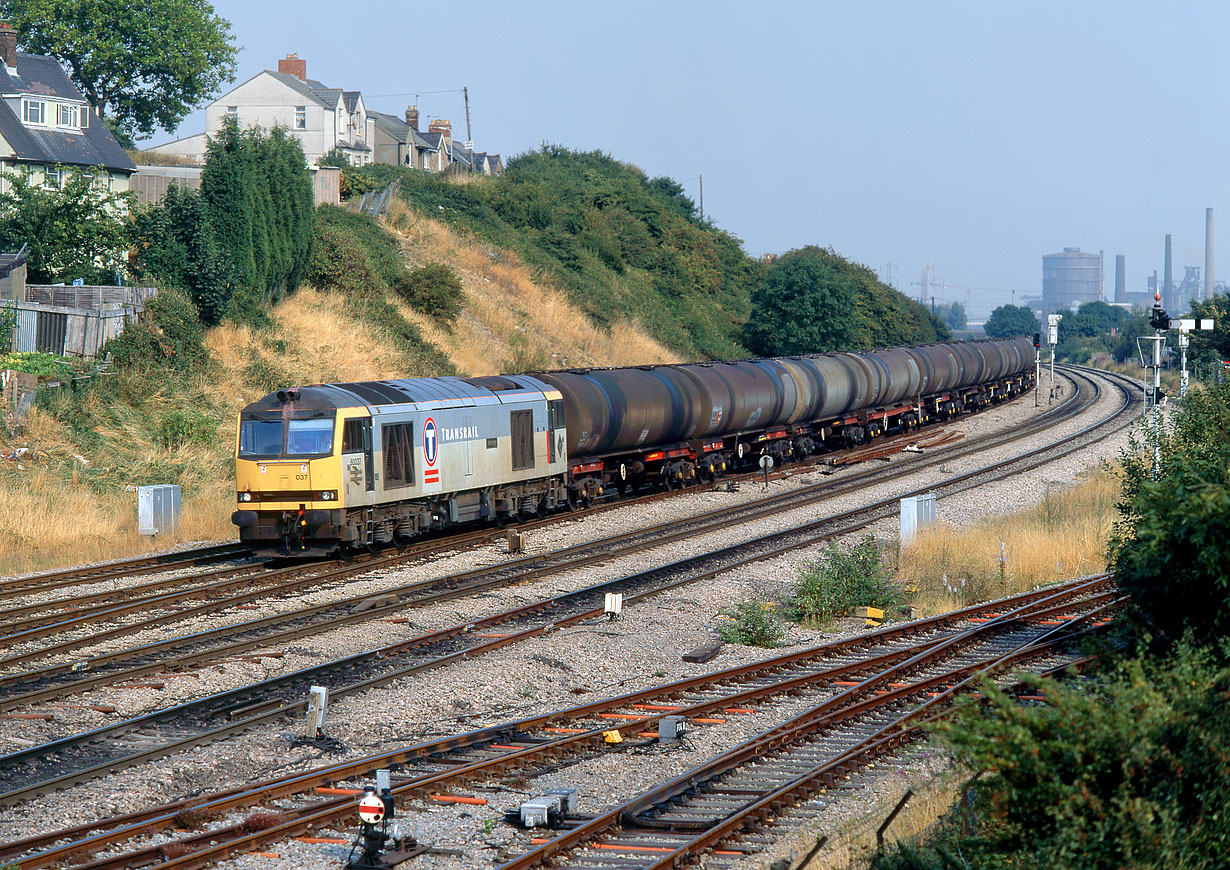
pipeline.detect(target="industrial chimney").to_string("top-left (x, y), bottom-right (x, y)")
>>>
top-left (1115, 254), bottom-right (1126, 304)
top-left (1164, 234), bottom-right (1174, 310)
top-left (1205, 208), bottom-right (1214, 302)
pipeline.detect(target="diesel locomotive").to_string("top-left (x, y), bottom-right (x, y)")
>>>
top-left (231, 337), bottom-right (1035, 555)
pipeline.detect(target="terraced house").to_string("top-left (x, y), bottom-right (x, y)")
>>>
top-left (151, 53), bottom-right (499, 175)
top-left (0, 22), bottom-right (135, 195)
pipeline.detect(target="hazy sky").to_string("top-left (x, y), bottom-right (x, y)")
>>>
top-left (151, 1), bottom-right (1229, 319)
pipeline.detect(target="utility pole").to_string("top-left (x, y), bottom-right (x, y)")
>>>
top-left (699, 174), bottom-right (703, 222)
top-left (463, 86), bottom-right (473, 150)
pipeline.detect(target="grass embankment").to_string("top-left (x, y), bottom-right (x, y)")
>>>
top-left (899, 471), bottom-right (1119, 615)
top-left (0, 200), bottom-right (678, 575)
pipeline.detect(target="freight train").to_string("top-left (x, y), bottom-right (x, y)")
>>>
top-left (231, 337), bottom-right (1035, 556)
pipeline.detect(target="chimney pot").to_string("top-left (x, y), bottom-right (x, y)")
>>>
top-left (277, 53), bottom-right (306, 82)
top-left (0, 22), bottom-right (17, 72)
top-left (405, 105), bottom-right (419, 131)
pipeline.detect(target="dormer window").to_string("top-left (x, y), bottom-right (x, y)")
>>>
top-left (56, 103), bottom-right (78, 129)
top-left (22, 98), bottom-right (45, 125)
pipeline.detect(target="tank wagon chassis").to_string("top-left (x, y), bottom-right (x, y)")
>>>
top-left (231, 339), bottom-right (1035, 557)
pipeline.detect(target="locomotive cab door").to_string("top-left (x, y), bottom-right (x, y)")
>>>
top-left (342, 417), bottom-right (374, 505)
top-left (547, 399), bottom-right (565, 466)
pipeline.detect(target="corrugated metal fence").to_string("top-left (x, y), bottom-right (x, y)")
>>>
top-left (2, 286), bottom-right (156, 359)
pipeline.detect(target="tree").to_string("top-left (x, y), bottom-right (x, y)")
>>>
top-left (743, 245), bottom-right (947, 356)
top-left (2, 0), bottom-right (238, 140)
top-left (199, 121), bottom-right (314, 316)
top-left (983, 304), bottom-right (1039, 339)
top-left (131, 185), bottom-right (236, 327)
top-left (1111, 379), bottom-right (1230, 651)
top-left (934, 300), bottom-right (967, 331)
top-left (0, 168), bottom-right (132, 283)
top-left (1187, 293), bottom-right (1230, 367)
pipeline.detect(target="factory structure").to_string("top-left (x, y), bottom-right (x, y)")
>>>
top-left (1029, 208), bottom-right (1221, 317)
top-left (1040, 247), bottom-right (1103, 315)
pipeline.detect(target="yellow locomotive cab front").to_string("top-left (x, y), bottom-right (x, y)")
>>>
top-left (232, 401), bottom-right (355, 554)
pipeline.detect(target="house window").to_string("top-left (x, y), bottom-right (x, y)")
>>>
top-left (56, 103), bottom-right (78, 128)
top-left (295, 106), bottom-right (306, 129)
top-left (225, 106), bottom-right (238, 122)
top-left (43, 165), bottom-right (60, 189)
top-left (22, 99), bottom-right (45, 125)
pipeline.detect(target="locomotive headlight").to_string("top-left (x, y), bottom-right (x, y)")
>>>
top-left (319, 491), bottom-right (335, 501)
top-left (239, 492), bottom-right (252, 502)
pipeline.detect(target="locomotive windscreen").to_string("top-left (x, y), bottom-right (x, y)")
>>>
top-left (238, 410), bottom-right (336, 459)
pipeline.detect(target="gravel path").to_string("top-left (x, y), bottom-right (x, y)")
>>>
top-left (0, 370), bottom-right (1144, 867)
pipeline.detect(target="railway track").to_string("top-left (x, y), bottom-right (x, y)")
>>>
top-left (1, 577), bottom-right (1117, 869)
top-left (0, 543), bottom-right (251, 600)
top-left (0, 366), bottom-right (1139, 806)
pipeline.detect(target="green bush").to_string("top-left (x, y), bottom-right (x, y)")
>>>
top-left (1111, 378), bottom-right (1230, 651)
top-left (787, 535), bottom-right (902, 625)
top-left (716, 599), bottom-right (786, 648)
top-left (306, 218), bottom-right (380, 298)
top-left (104, 287), bottom-right (210, 376)
top-left (404, 262), bottom-right (465, 324)
top-left (911, 642), bottom-right (1230, 870)
top-left (157, 409), bottom-right (216, 449)
top-left (0, 351), bottom-right (76, 378)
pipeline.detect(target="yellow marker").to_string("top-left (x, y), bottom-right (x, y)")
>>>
top-left (602, 730), bottom-right (623, 744)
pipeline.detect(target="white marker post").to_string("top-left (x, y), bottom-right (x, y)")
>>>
top-left (1047, 314), bottom-right (1062, 404)
top-left (759, 454), bottom-right (774, 490)
top-left (1176, 318), bottom-right (1216, 398)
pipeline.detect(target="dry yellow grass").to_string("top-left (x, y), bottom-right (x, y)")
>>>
top-left (0, 410), bottom-right (234, 576)
top-left (900, 471), bottom-right (1121, 616)
top-left (206, 287), bottom-right (413, 408)
top-left (384, 198), bottom-right (679, 374)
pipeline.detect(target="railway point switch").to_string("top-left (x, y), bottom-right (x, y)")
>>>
top-left (659, 715), bottom-right (688, 743)
top-left (515, 788), bottom-right (577, 828)
top-left (305, 685), bottom-right (328, 737)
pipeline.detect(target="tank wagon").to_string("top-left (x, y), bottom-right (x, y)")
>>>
top-left (231, 337), bottom-right (1034, 555)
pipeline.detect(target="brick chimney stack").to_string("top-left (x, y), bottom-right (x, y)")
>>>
top-left (405, 106), bottom-right (419, 131)
top-left (278, 53), bottom-right (306, 82)
top-left (0, 22), bottom-right (17, 72)
top-left (429, 119), bottom-right (451, 143)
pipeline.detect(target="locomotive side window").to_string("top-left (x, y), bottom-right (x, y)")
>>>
top-left (382, 422), bottom-right (415, 488)
top-left (510, 410), bottom-right (534, 470)
top-left (342, 419), bottom-right (365, 453)
top-left (548, 400), bottom-right (565, 430)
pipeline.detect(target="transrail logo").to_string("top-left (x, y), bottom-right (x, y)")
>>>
top-left (423, 417), bottom-right (439, 485)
